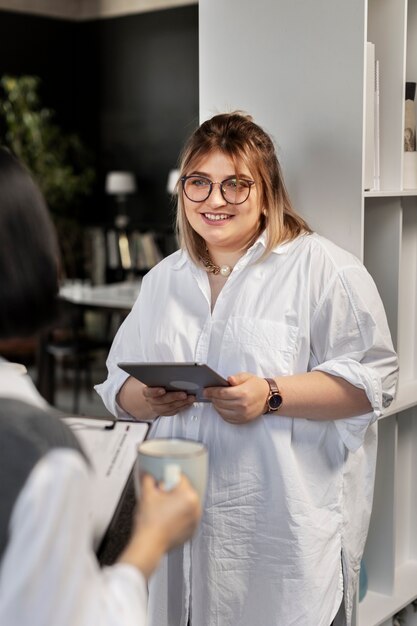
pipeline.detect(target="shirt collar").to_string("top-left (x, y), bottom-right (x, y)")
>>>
top-left (172, 229), bottom-right (302, 270)
top-left (259, 230), bottom-right (307, 255)
top-left (172, 249), bottom-right (189, 270)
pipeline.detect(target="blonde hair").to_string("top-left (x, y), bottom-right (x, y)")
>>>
top-left (175, 111), bottom-right (312, 265)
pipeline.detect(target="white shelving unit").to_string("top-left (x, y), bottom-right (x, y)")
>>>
top-left (360, 3), bottom-right (417, 623)
top-left (199, 0), bottom-right (417, 624)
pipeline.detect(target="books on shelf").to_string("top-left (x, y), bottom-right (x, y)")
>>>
top-left (129, 230), bottom-right (164, 270)
top-left (85, 227), bottom-right (107, 285)
top-left (86, 228), bottom-right (177, 282)
top-left (106, 229), bottom-right (119, 270)
top-left (104, 229), bottom-right (166, 272)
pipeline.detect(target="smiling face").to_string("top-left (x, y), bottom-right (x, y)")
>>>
top-left (182, 150), bottom-right (262, 259)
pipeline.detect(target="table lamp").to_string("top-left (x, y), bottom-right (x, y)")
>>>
top-left (105, 171), bottom-right (137, 229)
top-left (105, 171), bottom-right (136, 270)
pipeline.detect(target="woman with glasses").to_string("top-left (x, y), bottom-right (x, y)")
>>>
top-left (97, 112), bottom-right (398, 626)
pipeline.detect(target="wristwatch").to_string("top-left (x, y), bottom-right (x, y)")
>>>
top-left (264, 377), bottom-right (283, 413)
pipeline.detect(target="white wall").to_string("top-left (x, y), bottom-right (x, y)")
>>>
top-left (199, 0), bottom-right (366, 258)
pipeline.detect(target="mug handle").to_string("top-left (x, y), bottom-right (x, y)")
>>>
top-left (163, 464), bottom-right (181, 491)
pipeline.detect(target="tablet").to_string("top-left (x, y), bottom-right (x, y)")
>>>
top-left (118, 362), bottom-right (229, 402)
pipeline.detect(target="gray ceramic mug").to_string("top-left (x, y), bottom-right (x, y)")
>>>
top-left (135, 438), bottom-right (208, 502)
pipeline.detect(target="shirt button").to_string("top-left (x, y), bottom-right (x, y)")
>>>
top-left (191, 415), bottom-right (198, 422)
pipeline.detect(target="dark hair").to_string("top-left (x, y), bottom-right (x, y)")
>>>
top-left (176, 111), bottom-right (312, 264)
top-left (0, 148), bottom-right (59, 338)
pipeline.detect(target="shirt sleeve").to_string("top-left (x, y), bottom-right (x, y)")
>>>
top-left (0, 449), bottom-right (148, 626)
top-left (309, 264), bottom-right (398, 452)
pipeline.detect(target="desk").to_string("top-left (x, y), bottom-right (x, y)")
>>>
top-left (37, 281), bottom-right (141, 410)
top-left (59, 280), bottom-right (141, 311)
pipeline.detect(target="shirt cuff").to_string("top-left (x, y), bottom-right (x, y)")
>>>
top-left (101, 563), bottom-right (148, 622)
top-left (312, 358), bottom-right (384, 452)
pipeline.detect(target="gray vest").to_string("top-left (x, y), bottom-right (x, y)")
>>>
top-left (0, 397), bottom-right (88, 560)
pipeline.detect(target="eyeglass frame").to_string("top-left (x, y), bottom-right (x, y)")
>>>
top-left (180, 174), bottom-right (256, 205)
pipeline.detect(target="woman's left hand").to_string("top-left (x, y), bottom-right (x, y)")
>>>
top-left (203, 372), bottom-right (270, 424)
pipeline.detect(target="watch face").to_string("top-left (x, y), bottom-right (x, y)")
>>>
top-left (268, 393), bottom-right (282, 411)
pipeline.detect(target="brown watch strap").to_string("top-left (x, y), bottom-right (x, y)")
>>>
top-left (265, 377), bottom-right (279, 395)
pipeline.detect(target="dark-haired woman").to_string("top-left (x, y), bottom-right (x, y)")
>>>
top-left (0, 147), bottom-right (201, 626)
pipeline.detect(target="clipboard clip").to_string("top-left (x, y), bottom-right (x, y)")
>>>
top-left (66, 417), bottom-right (117, 431)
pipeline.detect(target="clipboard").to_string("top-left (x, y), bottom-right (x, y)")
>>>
top-left (63, 416), bottom-right (149, 553)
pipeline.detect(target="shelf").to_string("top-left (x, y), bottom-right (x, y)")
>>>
top-left (365, 190), bottom-right (417, 198)
top-left (358, 561), bottom-right (417, 626)
top-left (383, 380), bottom-right (417, 417)
top-left (199, 1), bottom-right (417, 624)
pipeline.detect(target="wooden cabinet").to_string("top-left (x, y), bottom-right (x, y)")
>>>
top-left (199, 0), bottom-right (417, 623)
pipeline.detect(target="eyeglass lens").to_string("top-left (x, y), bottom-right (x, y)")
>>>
top-left (182, 176), bottom-right (252, 204)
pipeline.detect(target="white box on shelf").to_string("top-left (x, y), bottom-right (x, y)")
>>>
top-left (403, 151), bottom-right (417, 189)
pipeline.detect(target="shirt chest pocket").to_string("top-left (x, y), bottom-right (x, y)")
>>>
top-left (219, 317), bottom-right (299, 376)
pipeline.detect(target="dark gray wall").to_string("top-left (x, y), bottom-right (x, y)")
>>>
top-left (0, 6), bottom-right (199, 228)
top-left (0, 11), bottom-right (77, 128)
top-left (94, 7), bottom-right (199, 228)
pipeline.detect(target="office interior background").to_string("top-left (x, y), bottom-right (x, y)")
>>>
top-left (0, 0), bottom-right (199, 416)
top-left (0, 1), bottom-right (417, 625)
top-left (0, 0), bottom-right (199, 276)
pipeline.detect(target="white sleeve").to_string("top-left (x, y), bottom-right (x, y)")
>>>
top-left (310, 265), bottom-right (398, 451)
top-left (0, 449), bottom-right (148, 626)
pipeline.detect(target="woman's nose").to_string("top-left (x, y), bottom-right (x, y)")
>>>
top-left (206, 182), bottom-right (226, 207)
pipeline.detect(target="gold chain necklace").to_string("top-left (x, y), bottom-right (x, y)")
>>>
top-left (200, 255), bottom-right (233, 277)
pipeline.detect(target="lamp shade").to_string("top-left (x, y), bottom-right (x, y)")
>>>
top-left (105, 171), bottom-right (137, 195)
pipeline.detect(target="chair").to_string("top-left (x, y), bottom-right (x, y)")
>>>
top-left (37, 301), bottom-right (111, 414)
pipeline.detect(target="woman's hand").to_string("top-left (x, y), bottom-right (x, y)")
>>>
top-left (119, 474), bottom-right (201, 579)
top-left (142, 386), bottom-right (196, 417)
top-left (203, 372), bottom-right (269, 424)
top-left (117, 376), bottom-right (195, 420)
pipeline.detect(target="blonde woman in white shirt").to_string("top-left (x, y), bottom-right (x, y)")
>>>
top-left (96, 112), bottom-right (398, 626)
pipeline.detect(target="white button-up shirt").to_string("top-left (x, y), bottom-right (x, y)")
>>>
top-left (96, 232), bottom-right (398, 626)
top-left (0, 362), bottom-right (148, 626)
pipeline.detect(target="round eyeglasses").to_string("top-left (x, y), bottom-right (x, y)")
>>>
top-left (181, 175), bottom-right (255, 205)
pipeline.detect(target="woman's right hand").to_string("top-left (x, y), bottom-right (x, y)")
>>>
top-left (142, 385), bottom-right (196, 416)
top-left (119, 474), bottom-right (201, 579)
top-left (117, 376), bottom-right (195, 420)
top-left (137, 474), bottom-right (201, 550)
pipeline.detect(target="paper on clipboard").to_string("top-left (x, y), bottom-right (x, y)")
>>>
top-left (63, 416), bottom-right (149, 548)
